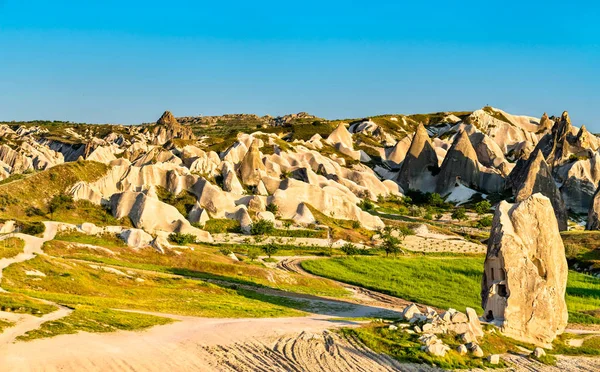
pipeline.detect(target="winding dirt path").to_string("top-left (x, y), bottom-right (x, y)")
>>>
top-left (0, 222), bottom-right (73, 344)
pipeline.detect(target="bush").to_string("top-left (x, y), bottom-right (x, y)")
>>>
top-left (451, 207), bottom-right (468, 221)
top-left (408, 205), bottom-right (425, 217)
top-left (19, 221), bottom-right (45, 235)
top-left (261, 243), bottom-right (279, 258)
top-left (425, 193), bottom-right (445, 207)
top-left (565, 244), bottom-right (581, 259)
top-left (474, 200), bottom-right (491, 215)
top-left (48, 193), bottom-right (74, 217)
top-left (423, 213), bottom-right (432, 220)
top-left (168, 233), bottom-right (197, 245)
top-left (251, 220), bottom-right (275, 235)
top-left (351, 220), bottom-right (361, 229)
top-left (477, 215), bottom-right (493, 227)
top-left (266, 203), bottom-right (279, 214)
top-left (219, 248), bottom-right (232, 256)
top-left (247, 248), bottom-right (260, 261)
top-left (341, 243), bottom-right (359, 256)
top-left (358, 199), bottom-right (375, 211)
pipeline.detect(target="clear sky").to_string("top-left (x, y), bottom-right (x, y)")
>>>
top-left (1, 1), bottom-right (598, 128)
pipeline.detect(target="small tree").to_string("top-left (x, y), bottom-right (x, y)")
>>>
top-left (451, 207), bottom-right (468, 221)
top-left (341, 242), bottom-right (358, 256)
top-left (247, 248), bottom-right (260, 261)
top-left (474, 200), bottom-right (492, 215)
top-left (48, 193), bottom-right (74, 219)
top-left (378, 226), bottom-right (405, 257)
top-left (358, 199), bottom-right (374, 211)
top-left (262, 243), bottom-right (279, 258)
top-left (251, 220), bottom-right (275, 235)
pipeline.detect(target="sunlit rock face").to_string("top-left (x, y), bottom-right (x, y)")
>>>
top-left (482, 193), bottom-right (568, 347)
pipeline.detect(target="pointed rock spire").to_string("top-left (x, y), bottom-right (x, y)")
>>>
top-left (157, 111), bottom-right (179, 126)
top-left (396, 124), bottom-right (439, 191)
top-left (326, 123), bottom-right (354, 149)
top-left (436, 130), bottom-right (480, 193)
top-left (238, 139), bottom-right (265, 186)
top-left (507, 149), bottom-right (568, 230)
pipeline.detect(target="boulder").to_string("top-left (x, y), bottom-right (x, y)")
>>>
top-left (487, 355), bottom-right (500, 365)
top-left (533, 347), bottom-right (546, 358)
top-left (481, 193), bottom-right (568, 347)
top-left (119, 229), bottom-right (153, 249)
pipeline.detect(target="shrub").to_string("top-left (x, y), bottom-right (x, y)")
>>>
top-left (451, 207), bottom-right (468, 221)
top-left (358, 199), bottom-right (375, 211)
top-left (351, 220), bottom-right (361, 229)
top-left (423, 213), bottom-right (433, 220)
top-left (474, 200), bottom-right (491, 215)
top-left (219, 248), bottom-right (233, 256)
top-left (251, 220), bottom-right (275, 235)
top-left (565, 244), bottom-right (581, 259)
top-left (435, 213), bottom-right (443, 220)
top-left (408, 205), bottom-right (425, 217)
top-left (261, 243), bottom-right (279, 258)
top-left (341, 243), bottom-right (359, 256)
top-left (425, 193), bottom-right (445, 207)
top-left (477, 215), bottom-right (493, 227)
top-left (20, 221), bottom-right (45, 235)
top-left (266, 203), bottom-right (279, 214)
top-left (48, 193), bottom-right (75, 217)
top-left (168, 233), bottom-right (197, 245)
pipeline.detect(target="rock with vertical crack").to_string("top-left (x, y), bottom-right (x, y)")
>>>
top-left (481, 193), bottom-right (568, 347)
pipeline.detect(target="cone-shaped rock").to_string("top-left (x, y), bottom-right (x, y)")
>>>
top-left (238, 139), bottom-right (265, 186)
top-left (482, 193), bottom-right (568, 347)
top-left (538, 112), bottom-right (552, 132)
top-left (576, 125), bottom-right (600, 151)
top-left (397, 124), bottom-right (438, 191)
top-left (506, 149), bottom-right (568, 231)
top-left (148, 111), bottom-right (195, 145)
top-left (326, 123), bottom-right (354, 149)
top-left (436, 130), bottom-right (480, 193)
top-left (586, 186), bottom-right (600, 230)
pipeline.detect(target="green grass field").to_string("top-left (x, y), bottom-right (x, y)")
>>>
top-left (302, 256), bottom-right (600, 325)
top-left (0, 237), bottom-right (24, 259)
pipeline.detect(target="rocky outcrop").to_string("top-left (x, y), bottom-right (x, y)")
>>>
top-left (482, 193), bottom-right (568, 347)
top-left (110, 191), bottom-right (213, 242)
top-left (506, 150), bottom-right (568, 230)
top-left (397, 124), bottom-right (438, 192)
top-left (146, 111), bottom-right (196, 145)
top-left (436, 130), bottom-right (480, 194)
top-left (586, 186), bottom-right (600, 230)
top-left (238, 140), bottom-right (265, 186)
top-left (535, 111), bottom-right (576, 169)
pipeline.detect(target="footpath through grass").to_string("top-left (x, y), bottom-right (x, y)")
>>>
top-left (302, 256), bottom-right (600, 325)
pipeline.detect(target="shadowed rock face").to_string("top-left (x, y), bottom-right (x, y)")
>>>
top-left (436, 130), bottom-right (480, 193)
top-left (534, 111), bottom-right (575, 169)
top-left (397, 124), bottom-right (438, 192)
top-left (482, 193), bottom-right (568, 347)
top-left (506, 150), bottom-right (568, 231)
top-left (586, 187), bottom-right (600, 230)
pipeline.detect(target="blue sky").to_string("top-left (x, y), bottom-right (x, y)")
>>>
top-left (0, 1), bottom-right (598, 128)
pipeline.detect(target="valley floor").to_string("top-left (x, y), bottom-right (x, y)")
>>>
top-left (0, 225), bottom-right (599, 371)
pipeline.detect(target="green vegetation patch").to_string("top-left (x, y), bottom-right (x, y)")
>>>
top-left (303, 256), bottom-right (600, 324)
top-left (16, 306), bottom-right (174, 341)
top-left (0, 237), bottom-right (25, 259)
top-left (0, 292), bottom-right (58, 315)
top-left (2, 255), bottom-right (306, 318)
top-left (340, 324), bottom-right (505, 369)
top-left (0, 161), bottom-right (109, 223)
top-left (42, 240), bottom-right (347, 298)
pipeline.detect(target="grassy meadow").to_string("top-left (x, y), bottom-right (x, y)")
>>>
top-left (302, 256), bottom-right (600, 325)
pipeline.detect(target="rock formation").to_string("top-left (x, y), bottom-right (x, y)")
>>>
top-left (436, 130), bottom-right (480, 194)
top-left (397, 124), bottom-right (438, 192)
top-left (481, 193), bottom-right (568, 347)
top-left (506, 150), bottom-right (568, 231)
top-left (586, 186), bottom-right (600, 230)
top-left (238, 139), bottom-right (265, 186)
